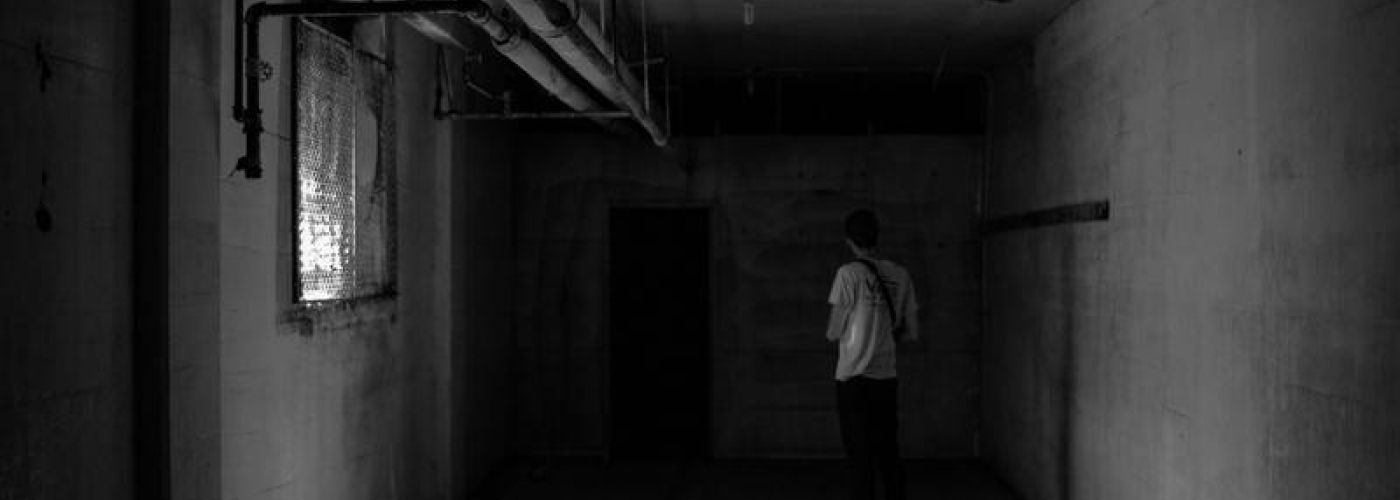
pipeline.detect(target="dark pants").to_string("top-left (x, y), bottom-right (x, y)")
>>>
top-left (837, 376), bottom-right (904, 500)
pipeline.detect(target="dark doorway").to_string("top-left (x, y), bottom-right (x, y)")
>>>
top-left (609, 207), bottom-right (711, 459)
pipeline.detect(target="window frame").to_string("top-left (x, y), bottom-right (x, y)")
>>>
top-left (290, 17), bottom-right (397, 306)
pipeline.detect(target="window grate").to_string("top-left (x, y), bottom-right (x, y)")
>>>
top-left (294, 19), bottom-right (395, 302)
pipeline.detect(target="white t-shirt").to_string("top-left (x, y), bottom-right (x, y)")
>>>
top-left (828, 259), bottom-right (917, 381)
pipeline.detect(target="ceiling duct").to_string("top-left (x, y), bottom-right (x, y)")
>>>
top-left (502, 0), bottom-right (668, 146)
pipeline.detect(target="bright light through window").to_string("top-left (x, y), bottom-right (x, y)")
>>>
top-left (294, 19), bottom-right (394, 302)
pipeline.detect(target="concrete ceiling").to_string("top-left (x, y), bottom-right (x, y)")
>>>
top-left (639, 0), bottom-right (1076, 73)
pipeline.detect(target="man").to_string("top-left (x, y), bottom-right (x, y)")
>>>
top-left (826, 209), bottom-right (918, 500)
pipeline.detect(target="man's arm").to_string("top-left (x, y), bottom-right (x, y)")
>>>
top-left (898, 273), bottom-right (919, 343)
top-left (826, 265), bottom-right (854, 343)
top-left (826, 303), bottom-right (853, 342)
top-left (898, 310), bottom-right (919, 343)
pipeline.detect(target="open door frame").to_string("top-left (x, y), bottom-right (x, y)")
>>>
top-left (604, 200), bottom-right (716, 461)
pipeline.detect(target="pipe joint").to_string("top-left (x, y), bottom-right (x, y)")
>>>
top-left (244, 2), bottom-right (269, 24)
top-left (466, 11), bottom-right (518, 46)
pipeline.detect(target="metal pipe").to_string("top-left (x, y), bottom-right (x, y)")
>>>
top-left (459, 1), bottom-right (612, 125)
top-left (663, 57), bottom-right (670, 136)
top-left (662, 23), bottom-right (671, 137)
top-left (438, 111), bottom-right (632, 120)
top-left (598, 0), bottom-right (606, 43)
top-left (640, 0), bottom-right (648, 113)
top-left (503, 0), bottom-right (666, 145)
top-left (237, 1), bottom-right (488, 178)
top-left (239, 9), bottom-right (263, 178)
top-left (568, 2), bottom-right (645, 111)
top-left (233, 0), bottom-right (649, 179)
top-left (233, 0), bottom-right (244, 122)
top-left (249, 0), bottom-right (476, 19)
top-left (609, 0), bottom-right (618, 71)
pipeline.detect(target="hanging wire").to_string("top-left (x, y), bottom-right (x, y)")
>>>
top-left (932, 36), bottom-right (951, 95)
top-left (435, 46), bottom-right (455, 115)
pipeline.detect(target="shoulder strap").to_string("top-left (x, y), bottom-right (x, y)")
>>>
top-left (853, 259), bottom-right (899, 327)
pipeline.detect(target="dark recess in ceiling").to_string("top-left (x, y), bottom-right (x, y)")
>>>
top-left (673, 71), bottom-right (987, 136)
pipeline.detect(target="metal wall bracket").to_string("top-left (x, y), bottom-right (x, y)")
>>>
top-left (982, 200), bottom-right (1111, 235)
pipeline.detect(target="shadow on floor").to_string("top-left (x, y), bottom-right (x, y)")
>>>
top-left (477, 458), bottom-right (1019, 500)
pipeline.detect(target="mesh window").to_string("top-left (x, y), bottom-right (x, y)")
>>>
top-left (295, 20), bottom-right (395, 302)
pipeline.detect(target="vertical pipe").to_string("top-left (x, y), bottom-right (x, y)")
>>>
top-left (662, 24), bottom-right (670, 136)
top-left (240, 8), bottom-right (264, 178)
top-left (640, 0), bottom-right (649, 113)
top-left (234, 0), bottom-right (245, 120)
top-left (663, 52), bottom-right (670, 137)
top-left (608, 0), bottom-right (618, 71)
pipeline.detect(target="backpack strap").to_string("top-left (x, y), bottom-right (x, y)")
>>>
top-left (853, 259), bottom-right (899, 328)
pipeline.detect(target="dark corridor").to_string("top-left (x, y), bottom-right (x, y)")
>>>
top-left (8, 1), bottom-right (1400, 499)
top-left (609, 207), bottom-right (712, 459)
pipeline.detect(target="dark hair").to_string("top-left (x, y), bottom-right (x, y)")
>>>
top-left (844, 210), bottom-right (879, 249)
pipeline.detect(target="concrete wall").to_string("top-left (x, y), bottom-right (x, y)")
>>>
top-left (221, 13), bottom-right (401, 500)
top-left (0, 1), bottom-right (223, 498)
top-left (983, 1), bottom-right (1400, 499)
top-left (0, 2), bottom-right (515, 497)
top-left (451, 120), bottom-right (518, 494)
top-left (513, 133), bottom-right (983, 458)
top-left (219, 14), bottom-right (516, 500)
top-left (0, 1), bottom-right (137, 498)
top-left (168, 0), bottom-right (224, 498)
top-left (396, 24), bottom-right (456, 500)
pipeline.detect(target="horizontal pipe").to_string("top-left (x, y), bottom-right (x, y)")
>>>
top-left (246, 0), bottom-right (474, 20)
top-left (234, 0), bottom-right (642, 179)
top-left (458, 1), bottom-right (617, 128)
top-left (564, 5), bottom-right (645, 99)
top-left (238, 0), bottom-right (482, 179)
top-left (261, 1), bottom-right (622, 129)
top-left (504, 0), bottom-right (666, 145)
top-left (438, 111), bottom-right (632, 120)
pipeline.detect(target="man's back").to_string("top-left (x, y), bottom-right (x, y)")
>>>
top-left (828, 259), bottom-right (917, 381)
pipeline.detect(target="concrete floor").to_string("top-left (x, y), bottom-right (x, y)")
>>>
top-left (489, 459), bottom-right (1018, 500)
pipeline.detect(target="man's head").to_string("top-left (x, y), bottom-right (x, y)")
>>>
top-left (844, 209), bottom-right (879, 251)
